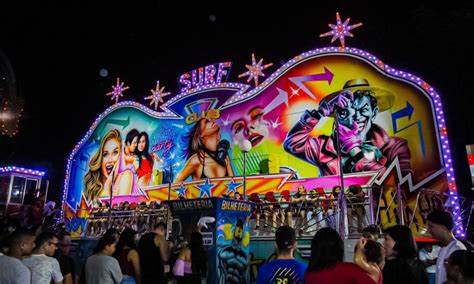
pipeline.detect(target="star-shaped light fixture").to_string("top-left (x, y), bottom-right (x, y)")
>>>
top-left (238, 53), bottom-right (273, 87)
top-left (320, 12), bottom-right (363, 48)
top-left (106, 78), bottom-right (129, 104)
top-left (145, 81), bottom-right (171, 110)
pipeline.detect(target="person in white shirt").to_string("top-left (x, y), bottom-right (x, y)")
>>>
top-left (0, 229), bottom-right (35, 284)
top-left (419, 243), bottom-right (440, 284)
top-left (23, 231), bottom-right (63, 284)
top-left (427, 210), bottom-right (466, 284)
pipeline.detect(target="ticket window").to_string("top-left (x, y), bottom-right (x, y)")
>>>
top-left (7, 176), bottom-right (38, 205)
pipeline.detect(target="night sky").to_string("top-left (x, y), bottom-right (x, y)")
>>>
top-left (1, 1), bottom-right (473, 202)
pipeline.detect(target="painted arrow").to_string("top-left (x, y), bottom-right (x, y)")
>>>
top-left (391, 101), bottom-right (414, 133)
top-left (95, 116), bottom-right (131, 139)
top-left (263, 88), bottom-right (289, 115)
top-left (288, 66), bottom-right (334, 99)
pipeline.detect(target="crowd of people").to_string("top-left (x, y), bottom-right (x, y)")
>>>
top-left (256, 210), bottom-right (474, 284)
top-left (0, 191), bottom-right (474, 284)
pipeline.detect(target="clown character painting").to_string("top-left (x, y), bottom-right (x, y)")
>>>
top-left (83, 129), bottom-right (137, 205)
top-left (284, 79), bottom-right (413, 177)
top-left (175, 118), bottom-right (234, 182)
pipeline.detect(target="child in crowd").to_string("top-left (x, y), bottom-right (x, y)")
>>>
top-left (354, 238), bottom-right (384, 284)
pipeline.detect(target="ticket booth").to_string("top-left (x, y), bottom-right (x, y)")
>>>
top-left (167, 197), bottom-right (253, 284)
top-left (0, 166), bottom-right (46, 217)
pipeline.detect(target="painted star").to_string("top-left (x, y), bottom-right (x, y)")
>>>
top-left (145, 81), bottom-right (171, 110)
top-left (290, 87), bottom-right (301, 98)
top-left (175, 183), bottom-right (187, 198)
top-left (196, 179), bottom-right (216, 198)
top-left (238, 53), bottom-right (273, 87)
top-left (106, 78), bottom-right (129, 104)
top-left (320, 12), bottom-right (363, 48)
top-left (225, 179), bottom-right (243, 195)
top-left (222, 115), bottom-right (231, 126)
top-left (270, 117), bottom-right (282, 129)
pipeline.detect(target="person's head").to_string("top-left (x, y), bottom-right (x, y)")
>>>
top-left (297, 185), bottom-right (305, 194)
top-left (84, 129), bottom-right (122, 202)
top-left (116, 228), bottom-right (137, 254)
top-left (364, 239), bottom-right (384, 265)
top-left (95, 233), bottom-right (119, 256)
top-left (332, 186), bottom-right (341, 197)
top-left (362, 225), bottom-right (380, 240)
top-left (34, 231), bottom-right (59, 257)
top-left (348, 184), bottom-right (361, 195)
top-left (307, 227), bottom-right (344, 271)
top-left (383, 225), bottom-right (417, 259)
top-left (445, 250), bottom-right (474, 282)
top-left (103, 228), bottom-right (121, 240)
top-left (427, 210), bottom-right (455, 242)
top-left (275, 226), bottom-right (296, 256)
top-left (7, 229), bottom-right (36, 258)
top-left (422, 242), bottom-right (433, 253)
top-left (125, 129), bottom-right (139, 154)
top-left (234, 192), bottom-right (241, 200)
top-left (58, 230), bottom-right (72, 255)
top-left (153, 222), bottom-right (167, 236)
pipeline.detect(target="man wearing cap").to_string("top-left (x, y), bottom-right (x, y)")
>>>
top-left (256, 226), bottom-right (307, 284)
top-left (284, 79), bottom-right (412, 177)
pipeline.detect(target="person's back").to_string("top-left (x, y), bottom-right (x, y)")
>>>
top-left (256, 226), bottom-right (306, 284)
top-left (257, 259), bottom-right (306, 284)
top-left (304, 227), bottom-right (372, 284)
top-left (23, 254), bottom-right (63, 284)
top-left (138, 232), bottom-right (164, 283)
top-left (85, 254), bottom-right (122, 284)
top-left (383, 257), bottom-right (427, 284)
top-left (305, 262), bottom-right (372, 284)
top-left (0, 254), bottom-right (32, 284)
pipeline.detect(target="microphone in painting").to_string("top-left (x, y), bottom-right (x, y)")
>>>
top-left (217, 139), bottom-right (230, 161)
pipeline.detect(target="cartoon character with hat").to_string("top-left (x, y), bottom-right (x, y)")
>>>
top-left (284, 79), bottom-right (412, 176)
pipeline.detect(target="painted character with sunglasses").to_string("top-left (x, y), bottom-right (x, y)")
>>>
top-left (284, 79), bottom-right (412, 176)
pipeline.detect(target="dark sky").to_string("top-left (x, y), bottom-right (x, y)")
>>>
top-left (0, 1), bottom-right (473, 202)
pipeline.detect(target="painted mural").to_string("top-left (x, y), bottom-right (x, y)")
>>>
top-left (63, 47), bottom-right (458, 237)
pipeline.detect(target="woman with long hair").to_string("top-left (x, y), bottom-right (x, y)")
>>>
top-left (85, 233), bottom-right (122, 284)
top-left (113, 228), bottom-right (141, 284)
top-left (175, 118), bottom-right (234, 182)
top-left (382, 225), bottom-right (428, 284)
top-left (304, 227), bottom-right (371, 283)
top-left (173, 231), bottom-right (207, 284)
top-left (83, 129), bottom-right (134, 204)
top-left (135, 131), bottom-right (162, 187)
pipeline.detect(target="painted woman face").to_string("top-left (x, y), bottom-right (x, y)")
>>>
top-left (138, 135), bottom-right (147, 152)
top-left (231, 107), bottom-right (270, 147)
top-left (200, 118), bottom-right (220, 138)
top-left (101, 138), bottom-right (121, 178)
top-left (128, 136), bottom-right (139, 153)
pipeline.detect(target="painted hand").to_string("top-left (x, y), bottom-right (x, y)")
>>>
top-left (338, 122), bottom-right (361, 154)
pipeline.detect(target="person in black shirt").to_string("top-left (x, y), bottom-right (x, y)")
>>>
top-left (138, 222), bottom-right (171, 284)
top-left (55, 230), bottom-right (75, 284)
